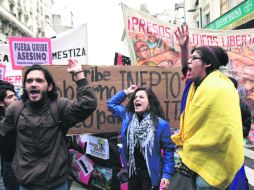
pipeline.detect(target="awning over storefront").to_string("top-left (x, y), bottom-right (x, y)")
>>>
top-left (204, 0), bottom-right (254, 30)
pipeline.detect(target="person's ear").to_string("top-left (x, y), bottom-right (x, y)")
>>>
top-left (147, 104), bottom-right (151, 111)
top-left (0, 101), bottom-right (4, 107)
top-left (48, 83), bottom-right (53, 92)
top-left (204, 63), bottom-right (211, 68)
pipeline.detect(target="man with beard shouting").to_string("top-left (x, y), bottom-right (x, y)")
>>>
top-left (0, 59), bottom-right (97, 190)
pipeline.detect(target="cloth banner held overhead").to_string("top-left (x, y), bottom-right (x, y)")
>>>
top-left (114, 52), bottom-right (131, 65)
top-left (0, 44), bottom-right (23, 95)
top-left (51, 24), bottom-right (88, 65)
top-left (122, 3), bottom-right (254, 117)
top-left (121, 3), bottom-right (179, 66)
top-left (0, 65), bottom-right (6, 80)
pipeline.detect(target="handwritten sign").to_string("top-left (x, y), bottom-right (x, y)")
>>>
top-left (9, 37), bottom-right (52, 70)
top-left (39, 65), bottom-right (184, 134)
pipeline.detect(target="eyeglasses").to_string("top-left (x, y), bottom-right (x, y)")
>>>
top-left (188, 56), bottom-right (203, 62)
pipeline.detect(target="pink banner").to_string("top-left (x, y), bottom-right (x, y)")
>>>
top-left (9, 37), bottom-right (52, 70)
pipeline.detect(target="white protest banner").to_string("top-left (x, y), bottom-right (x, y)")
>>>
top-left (0, 65), bottom-right (5, 80)
top-left (0, 24), bottom-right (87, 88)
top-left (51, 24), bottom-right (88, 65)
top-left (0, 44), bottom-right (22, 87)
top-left (86, 135), bottom-right (109, 160)
top-left (9, 37), bottom-right (52, 70)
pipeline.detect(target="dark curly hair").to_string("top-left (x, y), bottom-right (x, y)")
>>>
top-left (191, 46), bottom-right (228, 74)
top-left (0, 80), bottom-right (16, 101)
top-left (21, 64), bottom-right (58, 101)
top-left (126, 86), bottom-right (165, 125)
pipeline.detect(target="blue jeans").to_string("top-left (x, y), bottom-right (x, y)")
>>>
top-left (196, 176), bottom-right (218, 190)
top-left (0, 177), bottom-right (5, 190)
top-left (19, 181), bottom-right (68, 190)
top-left (2, 161), bottom-right (19, 190)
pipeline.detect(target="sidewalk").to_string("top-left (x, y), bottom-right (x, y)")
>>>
top-left (70, 181), bottom-right (89, 190)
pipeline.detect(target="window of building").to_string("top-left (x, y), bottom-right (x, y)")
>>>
top-left (28, 25), bottom-right (33, 31)
top-left (30, 7), bottom-right (33, 16)
top-left (18, 11), bottom-right (22, 21)
top-left (205, 13), bottom-right (210, 25)
top-left (9, 3), bottom-right (14, 13)
top-left (221, 0), bottom-right (229, 15)
top-left (25, 15), bottom-right (29, 23)
top-left (228, 0), bottom-right (243, 9)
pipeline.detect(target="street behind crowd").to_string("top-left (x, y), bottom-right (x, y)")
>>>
top-left (244, 146), bottom-right (254, 189)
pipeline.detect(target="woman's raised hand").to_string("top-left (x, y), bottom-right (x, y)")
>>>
top-left (174, 25), bottom-right (189, 49)
top-left (124, 83), bottom-right (141, 95)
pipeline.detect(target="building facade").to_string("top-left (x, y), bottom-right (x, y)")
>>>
top-left (154, 2), bottom-right (185, 26)
top-left (185, 0), bottom-right (250, 29)
top-left (51, 0), bottom-right (73, 34)
top-left (0, 0), bottom-right (55, 43)
top-left (52, 12), bottom-right (73, 34)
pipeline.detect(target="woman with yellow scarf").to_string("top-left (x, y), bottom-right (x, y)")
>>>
top-left (170, 25), bottom-right (246, 190)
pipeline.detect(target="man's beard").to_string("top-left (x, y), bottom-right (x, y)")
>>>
top-left (28, 90), bottom-right (48, 104)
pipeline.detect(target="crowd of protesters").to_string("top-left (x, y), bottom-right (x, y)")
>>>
top-left (0, 24), bottom-right (251, 190)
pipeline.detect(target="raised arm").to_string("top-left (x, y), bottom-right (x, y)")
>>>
top-left (61, 59), bottom-right (97, 127)
top-left (107, 84), bottom-right (140, 119)
top-left (175, 25), bottom-right (190, 77)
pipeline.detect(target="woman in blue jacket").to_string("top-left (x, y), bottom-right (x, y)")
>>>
top-left (107, 84), bottom-right (175, 190)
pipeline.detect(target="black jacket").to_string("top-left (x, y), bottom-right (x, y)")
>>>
top-left (0, 106), bottom-right (16, 163)
top-left (0, 78), bottom-right (97, 190)
top-left (240, 99), bottom-right (251, 137)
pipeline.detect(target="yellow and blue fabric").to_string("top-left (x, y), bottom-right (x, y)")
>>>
top-left (172, 71), bottom-right (245, 190)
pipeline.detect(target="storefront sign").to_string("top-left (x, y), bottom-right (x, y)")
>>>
top-left (205, 0), bottom-right (254, 29)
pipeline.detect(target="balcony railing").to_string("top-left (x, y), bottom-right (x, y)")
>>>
top-left (0, 6), bottom-right (35, 37)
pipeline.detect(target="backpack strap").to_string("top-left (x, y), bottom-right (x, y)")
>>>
top-left (13, 101), bottom-right (25, 127)
top-left (13, 100), bottom-right (67, 136)
top-left (13, 101), bottom-right (59, 127)
top-left (49, 101), bottom-right (60, 125)
top-left (49, 100), bottom-right (69, 136)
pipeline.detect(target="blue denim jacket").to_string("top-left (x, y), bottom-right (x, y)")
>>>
top-left (107, 91), bottom-right (175, 187)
